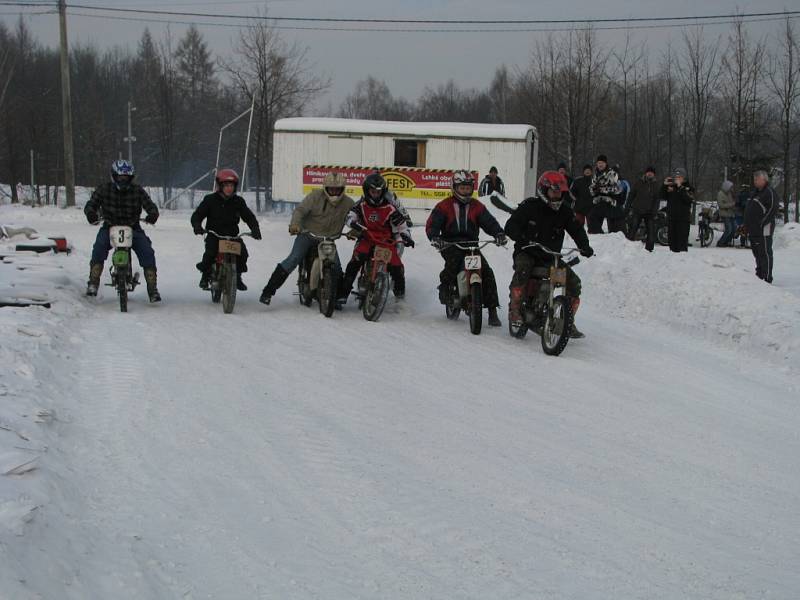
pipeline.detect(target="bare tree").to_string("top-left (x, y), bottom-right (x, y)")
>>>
top-left (677, 27), bottom-right (723, 193)
top-left (767, 17), bottom-right (800, 221)
top-left (338, 77), bottom-right (411, 120)
top-left (222, 16), bottom-right (329, 210)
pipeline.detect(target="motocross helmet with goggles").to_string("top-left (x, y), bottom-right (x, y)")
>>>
top-left (451, 169), bottom-right (475, 203)
top-left (537, 170), bottom-right (568, 210)
top-left (323, 172), bottom-right (346, 202)
top-left (111, 159), bottom-right (135, 191)
top-left (215, 168), bottom-right (239, 195)
top-left (362, 173), bottom-right (387, 206)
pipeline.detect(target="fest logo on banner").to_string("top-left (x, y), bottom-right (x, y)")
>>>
top-left (302, 165), bottom-right (479, 203)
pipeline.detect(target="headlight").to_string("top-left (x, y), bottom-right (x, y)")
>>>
top-left (320, 242), bottom-right (336, 257)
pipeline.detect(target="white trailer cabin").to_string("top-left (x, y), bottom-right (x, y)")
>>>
top-left (271, 118), bottom-right (538, 209)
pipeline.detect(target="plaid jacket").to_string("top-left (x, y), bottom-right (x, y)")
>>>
top-left (85, 182), bottom-right (158, 227)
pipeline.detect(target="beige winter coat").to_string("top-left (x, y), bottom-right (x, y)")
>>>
top-left (289, 188), bottom-right (355, 236)
top-left (717, 182), bottom-right (736, 218)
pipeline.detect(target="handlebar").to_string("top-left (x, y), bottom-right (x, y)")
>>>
top-left (520, 242), bottom-right (580, 258)
top-left (205, 230), bottom-right (253, 240)
top-left (303, 231), bottom-right (343, 241)
top-left (433, 239), bottom-right (501, 251)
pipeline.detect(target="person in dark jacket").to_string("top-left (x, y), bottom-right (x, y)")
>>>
top-left (588, 154), bottom-right (622, 233)
top-left (569, 164), bottom-right (594, 227)
top-left (659, 167), bottom-right (694, 252)
top-left (744, 170), bottom-right (779, 283)
top-left (478, 166), bottom-right (506, 197)
top-left (626, 166), bottom-right (660, 251)
top-left (557, 162), bottom-right (574, 193)
top-left (84, 159), bottom-right (161, 301)
top-left (191, 168), bottom-right (261, 291)
top-left (427, 169), bottom-right (507, 326)
top-left (505, 171), bottom-right (594, 338)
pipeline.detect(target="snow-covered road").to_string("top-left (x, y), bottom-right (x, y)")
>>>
top-left (2, 205), bottom-right (799, 599)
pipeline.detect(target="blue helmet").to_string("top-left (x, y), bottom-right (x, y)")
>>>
top-left (111, 159), bottom-right (135, 190)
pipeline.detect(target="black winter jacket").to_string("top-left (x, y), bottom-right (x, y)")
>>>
top-left (478, 175), bottom-right (505, 197)
top-left (569, 175), bottom-right (594, 215)
top-left (744, 185), bottom-right (778, 237)
top-left (504, 196), bottom-right (590, 258)
top-left (629, 176), bottom-right (660, 215)
top-left (191, 192), bottom-right (260, 237)
top-left (84, 182), bottom-right (158, 227)
top-left (659, 181), bottom-right (694, 222)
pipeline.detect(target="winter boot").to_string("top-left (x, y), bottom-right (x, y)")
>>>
top-left (259, 264), bottom-right (289, 305)
top-left (199, 271), bottom-right (211, 290)
top-left (236, 274), bottom-right (247, 291)
top-left (391, 266), bottom-right (405, 299)
top-left (86, 262), bottom-right (103, 297)
top-left (337, 272), bottom-right (358, 306)
top-left (508, 285), bottom-right (524, 328)
top-left (143, 267), bottom-right (161, 303)
top-left (569, 297), bottom-right (584, 339)
top-left (488, 307), bottom-right (502, 327)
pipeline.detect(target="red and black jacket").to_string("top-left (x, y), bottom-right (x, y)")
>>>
top-left (426, 196), bottom-right (503, 242)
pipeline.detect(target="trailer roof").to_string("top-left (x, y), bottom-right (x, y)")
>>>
top-left (274, 118), bottom-right (535, 141)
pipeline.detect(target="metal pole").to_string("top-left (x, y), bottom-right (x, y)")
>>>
top-left (58, 0), bottom-right (75, 207)
top-left (241, 94), bottom-right (255, 192)
top-left (125, 100), bottom-right (136, 162)
top-left (214, 106), bottom-right (252, 191)
top-left (30, 149), bottom-right (34, 201)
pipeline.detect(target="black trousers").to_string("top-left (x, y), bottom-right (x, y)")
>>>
top-left (668, 220), bottom-right (689, 252)
top-left (749, 236), bottom-right (773, 283)
top-left (587, 202), bottom-right (609, 233)
top-left (628, 212), bottom-right (656, 251)
top-left (439, 246), bottom-right (500, 308)
top-left (342, 252), bottom-right (404, 295)
top-left (510, 252), bottom-right (582, 297)
top-left (198, 236), bottom-right (249, 273)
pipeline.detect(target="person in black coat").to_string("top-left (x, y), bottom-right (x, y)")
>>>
top-left (504, 171), bottom-right (594, 338)
top-left (744, 170), bottom-right (779, 283)
top-left (569, 164), bottom-right (594, 227)
top-left (191, 168), bottom-right (261, 290)
top-left (659, 167), bottom-right (694, 252)
top-left (626, 166), bottom-right (660, 251)
top-left (478, 166), bottom-right (506, 197)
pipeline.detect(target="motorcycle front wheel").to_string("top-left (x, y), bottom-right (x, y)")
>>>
top-left (221, 263), bottom-right (237, 314)
top-left (363, 270), bottom-right (390, 322)
top-left (117, 270), bottom-right (128, 313)
top-left (318, 264), bottom-right (337, 318)
top-left (469, 282), bottom-right (483, 335)
top-left (541, 295), bottom-right (573, 356)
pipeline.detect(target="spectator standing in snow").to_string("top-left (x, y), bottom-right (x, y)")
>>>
top-left (569, 164), bottom-right (594, 228)
top-left (588, 154), bottom-right (622, 234)
top-left (478, 166), bottom-right (506, 197)
top-left (659, 167), bottom-right (694, 252)
top-left (716, 180), bottom-right (736, 247)
top-left (626, 166), bottom-right (659, 251)
top-left (744, 170), bottom-right (778, 283)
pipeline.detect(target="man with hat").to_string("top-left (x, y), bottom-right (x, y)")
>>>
top-left (478, 166), bottom-right (506, 197)
top-left (588, 154), bottom-right (621, 233)
top-left (626, 166), bottom-right (660, 251)
top-left (659, 167), bottom-right (694, 252)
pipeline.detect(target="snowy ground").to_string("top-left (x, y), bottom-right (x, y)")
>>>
top-left (1, 203), bottom-right (799, 599)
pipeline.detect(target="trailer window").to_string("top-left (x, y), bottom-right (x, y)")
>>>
top-left (394, 140), bottom-right (426, 167)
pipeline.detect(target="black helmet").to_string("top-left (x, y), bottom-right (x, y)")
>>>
top-left (362, 173), bottom-right (387, 206)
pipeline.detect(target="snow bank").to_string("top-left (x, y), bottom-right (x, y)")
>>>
top-left (582, 230), bottom-right (800, 366)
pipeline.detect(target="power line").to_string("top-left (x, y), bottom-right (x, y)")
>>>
top-left (45, 4), bottom-right (800, 25)
top-left (61, 10), bottom-right (800, 34)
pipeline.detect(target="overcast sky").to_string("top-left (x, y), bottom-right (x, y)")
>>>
top-left (2, 0), bottom-right (796, 113)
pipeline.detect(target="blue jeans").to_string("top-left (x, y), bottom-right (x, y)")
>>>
top-left (718, 217), bottom-right (736, 246)
top-left (279, 233), bottom-right (341, 273)
top-left (91, 225), bottom-right (156, 268)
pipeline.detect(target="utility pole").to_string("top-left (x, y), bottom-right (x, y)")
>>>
top-left (124, 100), bottom-right (137, 162)
top-left (58, 0), bottom-right (75, 207)
top-left (30, 149), bottom-right (34, 202)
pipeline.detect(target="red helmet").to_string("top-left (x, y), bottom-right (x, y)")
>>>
top-left (536, 171), bottom-right (568, 202)
top-left (216, 168), bottom-right (239, 192)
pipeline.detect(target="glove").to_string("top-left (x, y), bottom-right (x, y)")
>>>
top-left (401, 233), bottom-right (415, 248)
top-left (430, 237), bottom-right (444, 250)
top-left (144, 212), bottom-right (158, 225)
top-left (580, 246), bottom-right (594, 258)
top-left (288, 224), bottom-right (301, 235)
top-left (85, 210), bottom-right (99, 225)
top-left (193, 226), bottom-right (204, 235)
top-left (251, 228), bottom-right (262, 240)
top-left (495, 233), bottom-right (508, 246)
